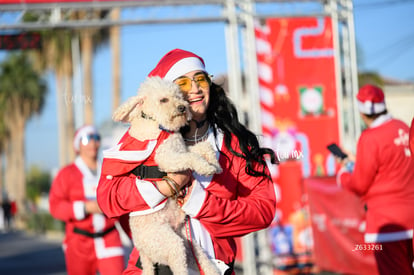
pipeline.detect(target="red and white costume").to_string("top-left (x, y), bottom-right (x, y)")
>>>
top-left (100, 129), bottom-right (171, 215)
top-left (97, 127), bottom-right (277, 274)
top-left (338, 114), bottom-right (414, 274)
top-left (49, 156), bottom-right (125, 275)
top-left (337, 84), bottom-right (414, 274)
top-left (338, 114), bottom-right (414, 241)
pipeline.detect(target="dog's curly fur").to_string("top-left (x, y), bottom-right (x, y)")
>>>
top-left (113, 76), bottom-right (221, 275)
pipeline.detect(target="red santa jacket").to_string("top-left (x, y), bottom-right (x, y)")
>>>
top-left (338, 114), bottom-right (414, 243)
top-left (49, 156), bottom-right (124, 259)
top-left (100, 129), bottom-right (172, 216)
top-left (101, 129), bottom-right (171, 179)
top-left (97, 128), bottom-right (277, 272)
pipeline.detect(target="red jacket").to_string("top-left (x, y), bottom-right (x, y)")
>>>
top-left (97, 128), bottom-right (277, 273)
top-left (49, 157), bottom-right (124, 259)
top-left (338, 115), bottom-right (414, 243)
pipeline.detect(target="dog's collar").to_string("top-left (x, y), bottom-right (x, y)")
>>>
top-left (158, 125), bottom-right (176, 134)
top-left (141, 111), bottom-right (176, 134)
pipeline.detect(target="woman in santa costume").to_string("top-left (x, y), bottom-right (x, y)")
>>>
top-left (337, 85), bottom-right (414, 275)
top-left (97, 49), bottom-right (278, 275)
top-left (49, 125), bottom-right (125, 275)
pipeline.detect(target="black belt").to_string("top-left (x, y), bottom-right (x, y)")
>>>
top-left (131, 165), bottom-right (167, 180)
top-left (136, 256), bottom-right (234, 275)
top-left (73, 226), bottom-right (116, 238)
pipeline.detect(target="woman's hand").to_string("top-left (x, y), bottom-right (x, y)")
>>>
top-left (167, 170), bottom-right (192, 189)
top-left (177, 181), bottom-right (194, 206)
top-left (155, 170), bottom-right (192, 197)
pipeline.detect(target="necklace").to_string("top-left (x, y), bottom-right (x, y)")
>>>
top-left (192, 118), bottom-right (207, 128)
top-left (183, 125), bottom-right (211, 143)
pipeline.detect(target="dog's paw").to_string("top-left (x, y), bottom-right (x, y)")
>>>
top-left (188, 141), bottom-right (214, 155)
top-left (189, 142), bottom-right (219, 162)
top-left (198, 163), bottom-right (221, 176)
top-left (204, 158), bottom-right (222, 175)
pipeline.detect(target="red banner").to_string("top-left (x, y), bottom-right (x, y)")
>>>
top-left (305, 177), bottom-right (378, 274)
top-left (255, 17), bottom-right (345, 273)
top-left (257, 16), bottom-right (341, 181)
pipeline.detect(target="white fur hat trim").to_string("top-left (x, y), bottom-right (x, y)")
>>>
top-left (73, 125), bottom-right (98, 151)
top-left (357, 100), bottom-right (386, 115)
top-left (163, 57), bottom-right (206, 81)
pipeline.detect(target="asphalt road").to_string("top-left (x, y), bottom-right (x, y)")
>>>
top-left (0, 230), bottom-right (66, 275)
top-left (0, 229), bottom-right (134, 275)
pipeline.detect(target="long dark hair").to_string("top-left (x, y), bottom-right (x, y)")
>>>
top-left (207, 82), bottom-right (277, 179)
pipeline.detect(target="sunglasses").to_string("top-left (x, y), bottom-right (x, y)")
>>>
top-left (81, 133), bottom-right (101, 146)
top-left (174, 72), bottom-right (212, 93)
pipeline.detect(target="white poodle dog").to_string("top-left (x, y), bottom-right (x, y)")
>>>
top-left (112, 76), bottom-right (221, 275)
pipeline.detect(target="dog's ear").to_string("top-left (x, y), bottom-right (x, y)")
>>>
top-left (112, 95), bottom-right (144, 122)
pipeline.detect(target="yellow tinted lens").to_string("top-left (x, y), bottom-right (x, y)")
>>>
top-left (194, 74), bottom-right (210, 88)
top-left (175, 78), bottom-right (192, 92)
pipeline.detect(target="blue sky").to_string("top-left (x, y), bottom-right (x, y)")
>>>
top-left (1, 0), bottom-right (413, 172)
top-left (353, 0), bottom-right (414, 79)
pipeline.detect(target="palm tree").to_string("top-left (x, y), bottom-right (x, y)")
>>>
top-left (80, 26), bottom-right (94, 125)
top-left (0, 111), bottom-right (10, 201)
top-left (0, 52), bottom-right (47, 219)
top-left (24, 12), bottom-right (76, 166)
top-left (110, 8), bottom-right (122, 113)
top-left (25, 8), bottom-right (117, 167)
top-left (43, 30), bottom-right (76, 165)
top-left (76, 9), bottom-right (111, 125)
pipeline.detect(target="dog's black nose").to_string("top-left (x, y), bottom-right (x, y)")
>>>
top-left (177, 105), bottom-right (186, 113)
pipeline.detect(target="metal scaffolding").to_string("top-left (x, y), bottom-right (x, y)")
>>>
top-left (0, 0), bottom-right (359, 273)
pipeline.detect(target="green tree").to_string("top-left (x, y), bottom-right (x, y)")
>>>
top-left (358, 71), bottom-right (384, 88)
top-left (25, 9), bottom-right (113, 165)
top-left (0, 110), bottom-right (10, 200)
top-left (29, 27), bottom-right (76, 166)
top-left (0, 52), bottom-right (47, 220)
top-left (26, 166), bottom-right (51, 203)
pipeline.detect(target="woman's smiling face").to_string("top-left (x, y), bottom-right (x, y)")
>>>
top-left (174, 70), bottom-right (210, 122)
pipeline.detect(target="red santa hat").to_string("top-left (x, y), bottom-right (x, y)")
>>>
top-left (148, 49), bottom-right (207, 81)
top-left (356, 84), bottom-right (386, 115)
top-left (73, 125), bottom-right (99, 152)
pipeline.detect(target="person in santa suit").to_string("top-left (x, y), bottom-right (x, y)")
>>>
top-left (97, 49), bottom-right (278, 275)
top-left (337, 84), bottom-right (414, 275)
top-left (49, 125), bottom-right (126, 275)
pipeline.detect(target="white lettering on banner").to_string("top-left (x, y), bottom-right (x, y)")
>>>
top-left (313, 212), bottom-right (365, 234)
top-left (312, 213), bottom-right (327, 232)
top-left (293, 18), bottom-right (334, 58)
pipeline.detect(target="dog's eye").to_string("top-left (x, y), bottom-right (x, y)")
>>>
top-left (160, 98), bottom-right (169, 103)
